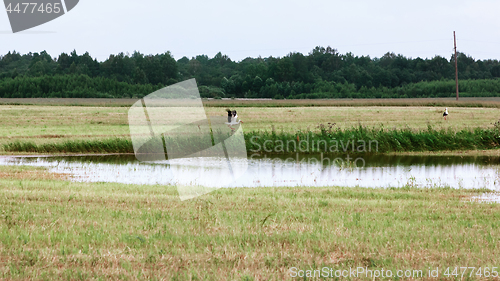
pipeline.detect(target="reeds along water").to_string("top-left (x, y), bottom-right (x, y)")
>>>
top-left (3, 126), bottom-right (500, 154)
top-left (244, 125), bottom-right (500, 154)
top-left (3, 138), bottom-right (134, 154)
top-left (2, 132), bottom-right (237, 156)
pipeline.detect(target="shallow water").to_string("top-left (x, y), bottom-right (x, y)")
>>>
top-left (1, 154), bottom-right (499, 194)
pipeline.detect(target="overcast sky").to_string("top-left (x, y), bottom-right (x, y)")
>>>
top-left (1, 0), bottom-right (499, 62)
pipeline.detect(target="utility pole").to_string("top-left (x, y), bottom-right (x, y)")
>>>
top-left (454, 31), bottom-right (459, 101)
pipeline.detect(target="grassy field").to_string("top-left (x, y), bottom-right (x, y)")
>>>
top-left (1, 99), bottom-right (500, 279)
top-left (2, 102), bottom-right (500, 155)
top-left (4, 97), bottom-right (500, 108)
top-left (0, 103), bottom-right (499, 147)
top-left (203, 97), bottom-right (500, 109)
top-left (0, 165), bottom-right (499, 280)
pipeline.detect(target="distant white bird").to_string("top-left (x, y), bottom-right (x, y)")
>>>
top-left (443, 108), bottom-right (449, 120)
top-left (225, 110), bottom-right (242, 131)
top-left (232, 110), bottom-right (238, 123)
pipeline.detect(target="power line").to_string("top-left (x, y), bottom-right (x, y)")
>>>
top-left (458, 39), bottom-right (500, 45)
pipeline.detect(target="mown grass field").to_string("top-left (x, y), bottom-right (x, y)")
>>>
top-left (1, 99), bottom-right (500, 280)
top-left (0, 165), bottom-right (499, 280)
top-left (0, 102), bottom-right (499, 150)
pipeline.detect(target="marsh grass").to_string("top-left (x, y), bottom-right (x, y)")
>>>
top-left (4, 124), bottom-right (500, 155)
top-left (246, 125), bottom-right (500, 154)
top-left (0, 165), bottom-right (499, 279)
top-left (3, 138), bottom-right (133, 154)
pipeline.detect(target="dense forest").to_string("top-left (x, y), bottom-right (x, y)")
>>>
top-left (1, 46), bottom-right (500, 99)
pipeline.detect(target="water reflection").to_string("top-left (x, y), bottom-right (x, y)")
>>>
top-left (0, 154), bottom-right (499, 191)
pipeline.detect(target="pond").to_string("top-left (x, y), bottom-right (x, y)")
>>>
top-left (1, 154), bottom-right (499, 194)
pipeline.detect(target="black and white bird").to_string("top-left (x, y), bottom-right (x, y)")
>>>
top-left (232, 110), bottom-right (238, 123)
top-left (225, 109), bottom-right (242, 130)
top-left (443, 108), bottom-right (449, 120)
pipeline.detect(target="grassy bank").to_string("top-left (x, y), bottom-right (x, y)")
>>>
top-left (3, 138), bottom-right (133, 154)
top-left (1, 103), bottom-right (500, 155)
top-left (245, 125), bottom-right (500, 154)
top-left (4, 125), bottom-right (500, 154)
top-left (0, 165), bottom-right (498, 279)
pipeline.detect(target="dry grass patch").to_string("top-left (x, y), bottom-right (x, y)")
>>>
top-left (0, 165), bottom-right (68, 181)
top-left (0, 176), bottom-right (499, 280)
top-left (1, 103), bottom-right (499, 148)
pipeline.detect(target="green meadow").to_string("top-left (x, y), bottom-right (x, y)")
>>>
top-left (0, 165), bottom-right (499, 280)
top-left (1, 100), bottom-right (500, 279)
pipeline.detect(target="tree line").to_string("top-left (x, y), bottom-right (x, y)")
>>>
top-left (1, 47), bottom-right (499, 99)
